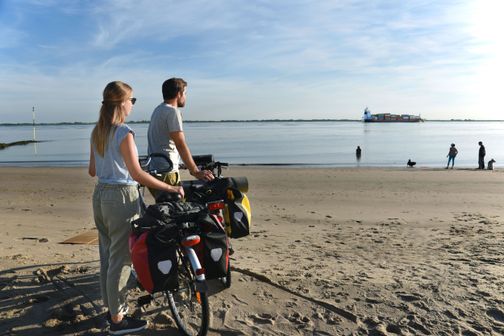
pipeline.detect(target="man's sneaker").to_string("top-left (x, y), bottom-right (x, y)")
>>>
top-left (109, 316), bottom-right (147, 335)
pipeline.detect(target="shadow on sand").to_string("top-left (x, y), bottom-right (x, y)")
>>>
top-left (0, 260), bottom-right (210, 335)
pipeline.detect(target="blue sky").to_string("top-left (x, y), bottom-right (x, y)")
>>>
top-left (0, 0), bottom-right (502, 122)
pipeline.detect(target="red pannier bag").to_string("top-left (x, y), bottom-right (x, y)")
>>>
top-left (129, 231), bottom-right (178, 293)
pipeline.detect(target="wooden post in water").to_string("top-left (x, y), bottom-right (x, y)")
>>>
top-left (32, 106), bottom-right (36, 141)
top-left (32, 106), bottom-right (38, 154)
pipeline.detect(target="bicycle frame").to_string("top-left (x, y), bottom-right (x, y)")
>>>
top-left (179, 227), bottom-right (206, 285)
top-left (183, 246), bottom-right (207, 294)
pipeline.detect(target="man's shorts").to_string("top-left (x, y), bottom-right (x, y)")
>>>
top-left (148, 171), bottom-right (181, 199)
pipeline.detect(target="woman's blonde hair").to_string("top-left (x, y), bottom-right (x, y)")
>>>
top-left (91, 81), bottom-right (132, 156)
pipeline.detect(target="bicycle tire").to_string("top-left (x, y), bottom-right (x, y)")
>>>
top-left (166, 251), bottom-right (209, 336)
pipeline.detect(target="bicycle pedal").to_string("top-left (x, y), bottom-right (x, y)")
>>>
top-left (137, 294), bottom-right (153, 306)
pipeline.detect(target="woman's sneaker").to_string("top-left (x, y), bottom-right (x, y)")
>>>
top-left (106, 305), bottom-right (129, 324)
top-left (109, 316), bottom-right (147, 335)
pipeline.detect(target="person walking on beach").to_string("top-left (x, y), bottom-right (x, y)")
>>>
top-left (356, 146), bottom-right (362, 161)
top-left (478, 141), bottom-right (486, 169)
top-left (147, 78), bottom-right (213, 197)
top-left (88, 81), bottom-right (184, 334)
top-left (446, 143), bottom-right (458, 169)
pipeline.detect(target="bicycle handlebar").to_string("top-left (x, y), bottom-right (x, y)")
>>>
top-left (192, 154), bottom-right (214, 166)
top-left (140, 153), bottom-right (229, 177)
top-left (139, 153), bottom-right (173, 175)
top-left (139, 153), bottom-right (246, 203)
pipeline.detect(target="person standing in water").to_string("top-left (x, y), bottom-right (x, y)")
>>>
top-left (478, 141), bottom-right (486, 169)
top-left (446, 143), bottom-right (458, 169)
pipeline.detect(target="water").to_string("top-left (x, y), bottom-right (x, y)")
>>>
top-left (0, 121), bottom-right (502, 168)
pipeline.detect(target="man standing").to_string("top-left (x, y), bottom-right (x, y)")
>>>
top-left (446, 143), bottom-right (458, 169)
top-left (147, 78), bottom-right (214, 195)
top-left (478, 141), bottom-right (486, 169)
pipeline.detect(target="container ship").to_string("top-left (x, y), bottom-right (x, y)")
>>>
top-left (362, 107), bottom-right (423, 122)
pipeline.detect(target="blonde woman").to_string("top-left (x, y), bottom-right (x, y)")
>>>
top-left (88, 81), bottom-right (183, 335)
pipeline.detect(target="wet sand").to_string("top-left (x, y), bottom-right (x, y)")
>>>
top-left (1, 166), bottom-right (504, 335)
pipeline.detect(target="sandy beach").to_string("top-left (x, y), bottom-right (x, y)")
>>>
top-left (1, 166), bottom-right (504, 335)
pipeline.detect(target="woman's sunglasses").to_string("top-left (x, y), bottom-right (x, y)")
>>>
top-left (129, 97), bottom-right (137, 105)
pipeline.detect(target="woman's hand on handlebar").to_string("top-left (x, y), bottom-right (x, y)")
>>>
top-left (169, 185), bottom-right (185, 198)
top-left (191, 169), bottom-right (214, 181)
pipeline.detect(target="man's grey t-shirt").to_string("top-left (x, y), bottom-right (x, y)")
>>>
top-left (147, 103), bottom-right (183, 172)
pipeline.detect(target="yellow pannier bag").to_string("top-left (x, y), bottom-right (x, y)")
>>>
top-left (223, 188), bottom-right (251, 238)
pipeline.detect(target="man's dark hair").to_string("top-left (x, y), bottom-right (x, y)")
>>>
top-left (162, 78), bottom-right (187, 100)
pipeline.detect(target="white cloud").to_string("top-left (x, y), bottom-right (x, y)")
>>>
top-left (0, 0), bottom-right (502, 122)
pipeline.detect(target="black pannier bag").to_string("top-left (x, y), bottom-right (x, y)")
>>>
top-left (132, 201), bottom-right (205, 233)
top-left (195, 230), bottom-right (229, 280)
top-left (192, 212), bottom-right (229, 279)
top-left (184, 177), bottom-right (248, 203)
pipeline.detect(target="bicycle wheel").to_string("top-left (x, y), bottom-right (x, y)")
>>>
top-left (166, 252), bottom-right (209, 336)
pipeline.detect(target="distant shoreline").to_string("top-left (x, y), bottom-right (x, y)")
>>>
top-left (1, 119), bottom-right (504, 126)
top-left (0, 161), bottom-right (497, 170)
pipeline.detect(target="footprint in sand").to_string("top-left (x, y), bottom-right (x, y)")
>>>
top-left (231, 294), bottom-right (248, 304)
top-left (397, 292), bottom-right (422, 302)
top-left (247, 313), bottom-right (276, 325)
top-left (285, 300), bottom-right (298, 308)
top-left (364, 296), bottom-right (384, 304)
top-left (487, 308), bottom-right (504, 325)
top-left (286, 312), bottom-right (312, 325)
top-left (365, 316), bottom-right (405, 335)
top-left (407, 319), bottom-right (431, 335)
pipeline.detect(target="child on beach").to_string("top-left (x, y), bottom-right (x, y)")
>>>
top-left (446, 143), bottom-right (458, 169)
top-left (88, 81), bottom-right (183, 334)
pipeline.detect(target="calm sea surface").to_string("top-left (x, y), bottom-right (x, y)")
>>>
top-left (0, 121), bottom-right (502, 168)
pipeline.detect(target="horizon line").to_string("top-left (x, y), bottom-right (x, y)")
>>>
top-left (1, 118), bottom-right (504, 126)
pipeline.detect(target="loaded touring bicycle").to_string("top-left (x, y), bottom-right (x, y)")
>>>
top-left (127, 153), bottom-right (250, 336)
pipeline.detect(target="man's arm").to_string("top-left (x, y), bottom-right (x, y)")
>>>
top-left (170, 131), bottom-right (214, 181)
